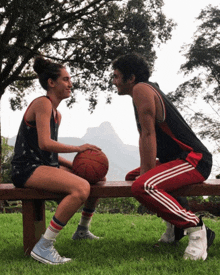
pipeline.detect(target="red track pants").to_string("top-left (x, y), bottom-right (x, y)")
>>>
top-left (127, 159), bottom-right (205, 229)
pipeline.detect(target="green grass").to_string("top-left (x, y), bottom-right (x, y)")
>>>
top-left (0, 212), bottom-right (220, 275)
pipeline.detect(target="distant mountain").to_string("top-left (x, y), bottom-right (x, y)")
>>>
top-left (9, 122), bottom-right (140, 180)
top-left (8, 136), bottom-right (17, 147)
top-left (80, 122), bottom-right (139, 180)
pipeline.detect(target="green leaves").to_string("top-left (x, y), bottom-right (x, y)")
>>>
top-left (168, 5), bottom-right (220, 145)
top-left (1, 137), bottom-right (13, 183)
top-left (1, 0), bottom-right (175, 111)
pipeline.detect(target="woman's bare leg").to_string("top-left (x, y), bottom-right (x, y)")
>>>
top-left (26, 165), bottom-right (91, 264)
top-left (72, 178), bottom-right (106, 240)
top-left (25, 166), bottom-right (90, 224)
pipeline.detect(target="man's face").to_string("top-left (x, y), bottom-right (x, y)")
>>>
top-left (112, 69), bottom-right (132, 96)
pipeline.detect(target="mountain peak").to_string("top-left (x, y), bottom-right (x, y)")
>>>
top-left (83, 121), bottom-right (123, 144)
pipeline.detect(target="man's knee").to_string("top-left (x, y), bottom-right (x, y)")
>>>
top-left (131, 179), bottom-right (144, 197)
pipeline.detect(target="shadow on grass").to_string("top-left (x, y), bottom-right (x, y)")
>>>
top-left (0, 244), bottom-right (25, 261)
top-left (57, 237), bottom-right (186, 265)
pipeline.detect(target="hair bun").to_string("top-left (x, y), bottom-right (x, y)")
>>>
top-left (33, 56), bottom-right (51, 75)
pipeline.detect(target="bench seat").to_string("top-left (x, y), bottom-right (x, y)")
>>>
top-left (1, 179), bottom-right (220, 199)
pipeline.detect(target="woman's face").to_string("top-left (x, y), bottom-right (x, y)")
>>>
top-left (50, 68), bottom-right (72, 99)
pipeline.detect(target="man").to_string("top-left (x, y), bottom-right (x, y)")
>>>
top-left (112, 53), bottom-right (215, 260)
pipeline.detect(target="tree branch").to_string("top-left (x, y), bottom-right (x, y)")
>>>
top-left (37, 0), bottom-right (113, 32)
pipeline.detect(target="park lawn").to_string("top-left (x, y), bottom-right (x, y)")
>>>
top-left (0, 211), bottom-right (219, 275)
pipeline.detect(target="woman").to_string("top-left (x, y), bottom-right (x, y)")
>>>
top-left (11, 56), bottom-right (100, 265)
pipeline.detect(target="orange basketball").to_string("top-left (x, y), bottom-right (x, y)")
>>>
top-left (72, 149), bottom-right (109, 184)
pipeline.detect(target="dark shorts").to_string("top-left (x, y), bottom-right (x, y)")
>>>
top-left (11, 163), bottom-right (41, 188)
top-left (11, 161), bottom-right (60, 188)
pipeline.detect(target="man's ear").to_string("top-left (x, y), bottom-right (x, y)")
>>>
top-left (129, 74), bottom-right (136, 84)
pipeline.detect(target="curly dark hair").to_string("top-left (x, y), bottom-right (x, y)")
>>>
top-left (33, 56), bottom-right (64, 90)
top-left (112, 53), bottom-right (150, 83)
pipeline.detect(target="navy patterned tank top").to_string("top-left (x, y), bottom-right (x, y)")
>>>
top-left (11, 96), bottom-right (59, 169)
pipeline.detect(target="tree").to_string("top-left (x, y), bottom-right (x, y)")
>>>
top-left (167, 5), bottom-right (220, 141)
top-left (0, 0), bottom-right (175, 112)
top-left (167, 5), bottom-right (220, 174)
top-left (1, 137), bottom-right (13, 183)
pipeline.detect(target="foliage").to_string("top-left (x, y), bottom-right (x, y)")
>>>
top-left (208, 196), bottom-right (220, 204)
top-left (187, 196), bottom-right (209, 203)
top-left (94, 197), bottom-right (140, 214)
top-left (167, 5), bottom-right (220, 144)
top-left (1, 136), bottom-right (13, 183)
top-left (45, 197), bottom-right (140, 214)
top-left (0, 0), bottom-right (175, 112)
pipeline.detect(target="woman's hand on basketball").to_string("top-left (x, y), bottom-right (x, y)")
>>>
top-left (78, 144), bottom-right (101, 153)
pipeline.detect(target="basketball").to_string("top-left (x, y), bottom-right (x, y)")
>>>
top-left (72, 149), bottom-right (109, 184)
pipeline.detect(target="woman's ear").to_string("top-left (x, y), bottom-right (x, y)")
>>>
top-left (48, 78), bottom-right (55, 88)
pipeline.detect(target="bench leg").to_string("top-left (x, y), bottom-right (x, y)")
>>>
top-left (22, 200), bottom-right (46, 255)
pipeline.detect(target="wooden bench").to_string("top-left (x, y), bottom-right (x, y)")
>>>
top-left (0, 179), bottom-right (220, 255)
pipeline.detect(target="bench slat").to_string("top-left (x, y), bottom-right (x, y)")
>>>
top-left (1, 179), bottom-right (220, 200)
top-left (171, 179), bottom-right (220, 196)
top-left (0, 181), bottom-right (134, 199)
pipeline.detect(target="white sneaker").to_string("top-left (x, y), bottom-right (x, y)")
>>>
top-left (158, 221), bottom-right (175, 243)
top-left (183, 223), bottom-right (207, 260)
top-left (31, 236), bottom-right (72, 265)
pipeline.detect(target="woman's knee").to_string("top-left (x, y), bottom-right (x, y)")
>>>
top-left (70, 179), bottom-right (90, 202)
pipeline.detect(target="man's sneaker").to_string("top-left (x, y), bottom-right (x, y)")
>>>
top-left (159, 220), bottom-right (185, 244)
top-left (183, 223), bottom-right (208, 260)
top-left (206, 226), bottom-right (215, 249)
top-left (158, 221), bottom-right (175, 243)
top-left (72, 226), bottom-right (99, 240)
top-left (31, 235), bottom-right (72, 265)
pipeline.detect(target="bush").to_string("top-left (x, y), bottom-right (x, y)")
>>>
top-left (46, 197), bottom-right (140, 214)
top-left (95, 197), bottom-right (140, 214)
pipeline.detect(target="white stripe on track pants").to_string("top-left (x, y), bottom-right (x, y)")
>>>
top-left (131, 159), bottom-right (205, 228)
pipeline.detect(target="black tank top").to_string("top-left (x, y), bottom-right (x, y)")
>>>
top-left (11, 96), bottom-right (59, 168)
top-left (133, 82), bottom-right (212, 179)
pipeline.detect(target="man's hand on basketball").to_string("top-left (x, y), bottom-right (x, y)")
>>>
top-left (78, 144), bottom-right (101, 153)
